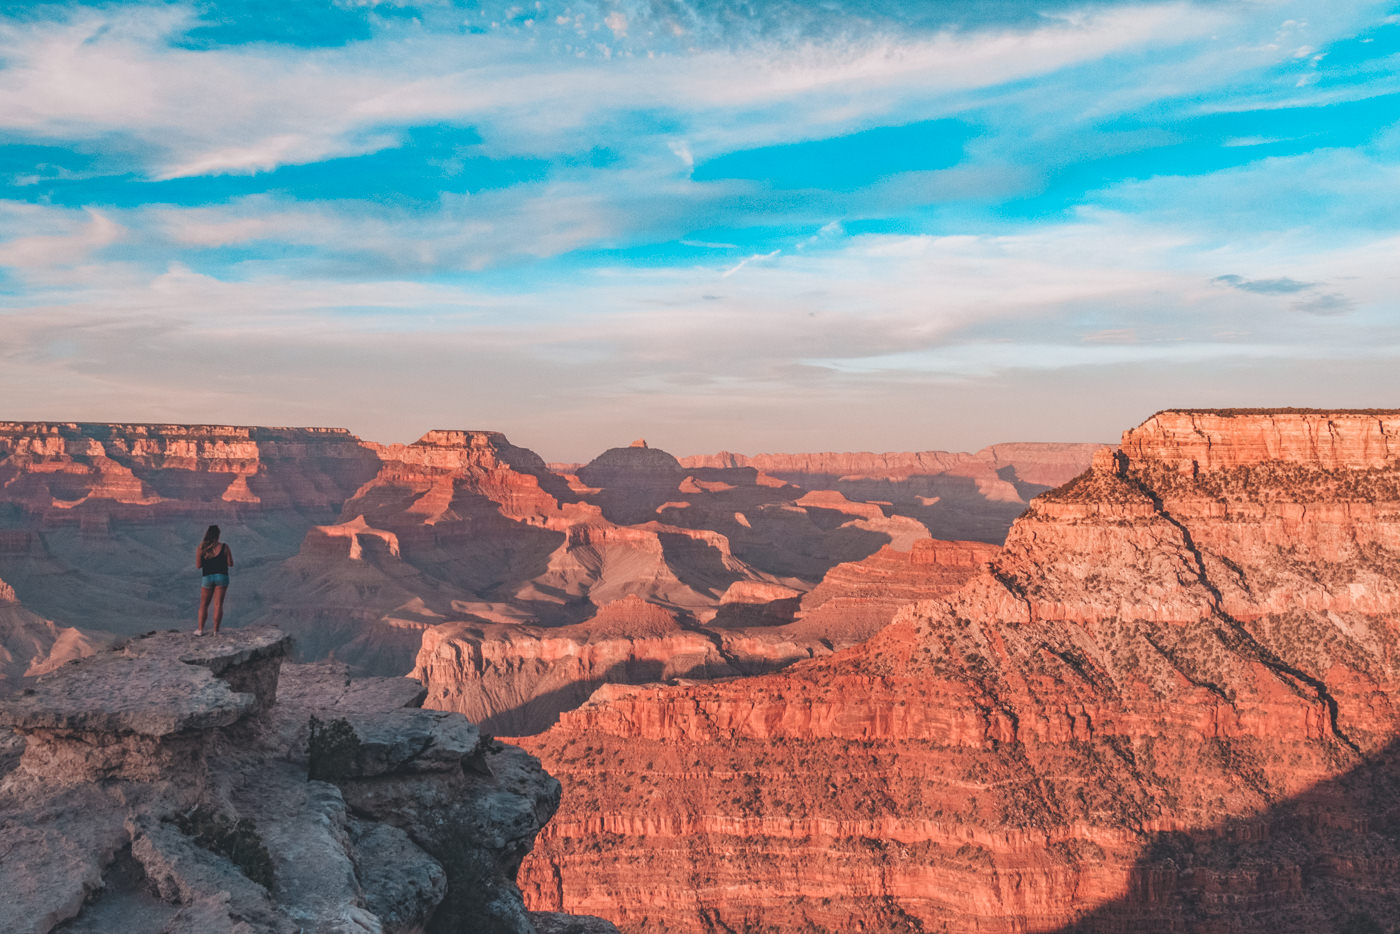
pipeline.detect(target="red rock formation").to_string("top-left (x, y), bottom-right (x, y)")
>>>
top-left (519, 410), bottom-right (1400, 933)
top-left (790, 537), bottom-right (1000, 642)
top-left (0, 422), bottom-right (1075, 734)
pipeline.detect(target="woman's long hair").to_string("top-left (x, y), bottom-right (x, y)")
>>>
top-left (198, 525), bottom-right (221, 562)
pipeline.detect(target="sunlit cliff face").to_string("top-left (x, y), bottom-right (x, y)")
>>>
top-left (519, 410), bottom-right (1400, 934)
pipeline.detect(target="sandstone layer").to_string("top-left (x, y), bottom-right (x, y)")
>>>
top-left (520, 410), bottom-right (1400, 933)
top-left (789, 538), bottom-right (1001, 643)
top-left (416, 598), bottom-right (806, 738)
top-left (0, 627), bottom-right (615, 934)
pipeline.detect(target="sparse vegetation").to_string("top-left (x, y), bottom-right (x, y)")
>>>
top-left (171, 805), bottom-right (275, 890)
top-left (307, 715), bottom-right (362, 780)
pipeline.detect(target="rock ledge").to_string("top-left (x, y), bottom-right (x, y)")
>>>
top-left (0, 628), bottom-right (617, 934)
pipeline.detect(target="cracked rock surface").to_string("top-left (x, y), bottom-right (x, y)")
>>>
top-left (0, 629), bottom-right (617, 934)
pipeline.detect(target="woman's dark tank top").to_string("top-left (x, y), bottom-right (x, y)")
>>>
top-left (201, 545), bottom-right (229, 575)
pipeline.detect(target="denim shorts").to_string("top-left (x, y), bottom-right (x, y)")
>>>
top-left (201, 574), bottom-right (230, 589)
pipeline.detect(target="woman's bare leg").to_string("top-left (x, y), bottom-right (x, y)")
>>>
top-left (198, 587), bottom-right (213, 634)
top-left (211, 586), bottom-right (227, 634)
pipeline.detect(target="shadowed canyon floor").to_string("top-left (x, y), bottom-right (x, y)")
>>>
top-left (516, 410), bottom-right (1400, 933)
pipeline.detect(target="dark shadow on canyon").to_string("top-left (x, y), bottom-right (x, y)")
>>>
top-left (487, 653), bottom-right (802, 738)
top-left (1048, 735), bottom-right (1400, 934)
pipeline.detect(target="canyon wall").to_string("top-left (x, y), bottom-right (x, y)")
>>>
top-left (0, 421), bottom-right (380, 521)
top-left (790, 537), bottom-right (1001, 643)
top-left (519, 410), bottom-right (1400, 933)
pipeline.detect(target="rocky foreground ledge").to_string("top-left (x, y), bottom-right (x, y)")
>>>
top-left (0, 626), bottom-right (617, 934)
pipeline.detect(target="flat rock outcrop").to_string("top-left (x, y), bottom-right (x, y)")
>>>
top-left (519, 410), bottom-right (1400, 933)
top-left (0, 627), bottom-right (615, 934)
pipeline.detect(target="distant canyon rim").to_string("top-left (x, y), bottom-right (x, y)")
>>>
top-left (4, 411), bottom-right (1400, 932)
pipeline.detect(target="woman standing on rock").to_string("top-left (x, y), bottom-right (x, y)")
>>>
top-left (196, 524), bottom-right (233, 635)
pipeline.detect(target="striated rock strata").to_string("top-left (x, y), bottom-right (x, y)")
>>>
top-left (520, 410), bottom-right (1400, 933)
top-left (0, 627), bottom-right (615, 934)
top-left (790, 537), bottom-right (1000, 643)
top-left (0, 421), bottom-right (380, 522)
top-left (413, 538), bottom-right (998, 737)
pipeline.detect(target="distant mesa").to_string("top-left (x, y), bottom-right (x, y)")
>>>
top-left (577, 443), bottom-right (684, 482)
top-left (574, 443), bottom-right (687, 526)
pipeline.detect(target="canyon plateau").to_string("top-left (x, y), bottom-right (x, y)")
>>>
top-left (21, 413), bottom-right (1399, 932)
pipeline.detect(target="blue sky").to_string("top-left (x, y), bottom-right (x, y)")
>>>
top-left (0, 0), bottom-right (1397, 459)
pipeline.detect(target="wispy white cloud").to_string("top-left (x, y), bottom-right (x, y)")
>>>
top-left (0, 206), bottom-right (122, 270)
top-left (0, 1), bottom-right (1249, 178)
top-left (2, 200), bottom-right (1395, 455)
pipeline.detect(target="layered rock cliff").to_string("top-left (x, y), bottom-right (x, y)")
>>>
top-left (0, 422), bottom-right (380, 521)
top-left (519, 410), bottom-right (1400, 933)
top-left (415, 595), bottom-right (814, 737)
top-left (412, 536), bottom-right (1002, 737)
top-left (0, 627), bottom-right (615, 934)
